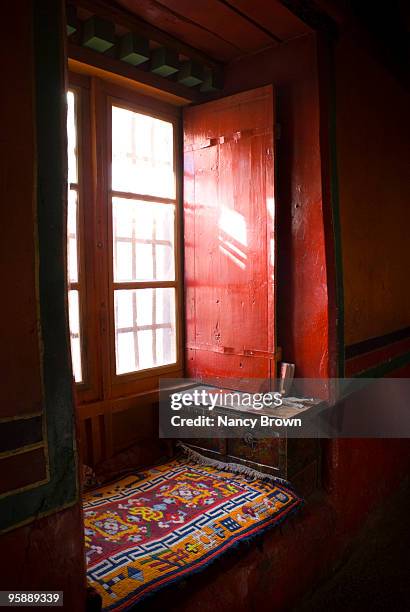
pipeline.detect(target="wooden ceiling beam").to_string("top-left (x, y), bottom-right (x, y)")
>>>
top-left (72, 0), bottom-right (224, 71)
top-left (151, 0), bottom-right (245, 54)
top-left (68, 43), bottom-right (205, 104)
top-left (217, 0), bottom-right (283, 43)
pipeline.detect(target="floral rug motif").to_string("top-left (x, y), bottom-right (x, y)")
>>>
top-left (84, 457), bottom-right (302, 610)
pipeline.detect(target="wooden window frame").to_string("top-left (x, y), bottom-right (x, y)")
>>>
top-left (68, 71), bottom-right (184, 406)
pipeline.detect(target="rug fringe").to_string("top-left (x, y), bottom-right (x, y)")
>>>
top-left (177, 442), bottom-right (292, 488)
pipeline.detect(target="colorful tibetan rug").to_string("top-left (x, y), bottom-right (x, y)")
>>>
top-left (84, 454), bottom-right (302, 610)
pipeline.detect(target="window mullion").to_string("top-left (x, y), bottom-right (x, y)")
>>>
top-left (113, 281), bottom-right (177, 290)
top-left (110, 189), bottom-right (176, 205)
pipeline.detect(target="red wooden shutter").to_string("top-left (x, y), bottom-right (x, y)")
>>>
top-left (183, 86), bottom-right (276, 390)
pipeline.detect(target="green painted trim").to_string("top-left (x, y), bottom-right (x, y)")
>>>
top-left (178, 61), bottom-right (204, 87)
top-left (355, 351), bottom-right (410, 378)
top-left (82, 15), bottom-right (115, 53)
top-left (151, 47), bottom-right (179, 77)
top-left (0, 0), bottom-right (78, 533)
top-left (66, 3), bottom-right (77, 35)
top-left (119, 33), bottom-right (149, 66)
top-left (200, 69), bottom-right (223, 93)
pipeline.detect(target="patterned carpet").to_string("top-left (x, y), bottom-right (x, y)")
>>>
top-left (84, 456), bottom-right (302, 610)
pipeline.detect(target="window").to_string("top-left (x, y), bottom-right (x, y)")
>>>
top-left (66, 75), bottom-right (182, 401)
top-left (110, 107), bottom-right (177, 375)
top-left (66, 90), bottom-right (83, 383)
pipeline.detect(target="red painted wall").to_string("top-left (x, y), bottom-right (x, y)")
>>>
top-left (336, 35), bottom-right (410, 347)
top-left (196, 29), bottom-right (410, 610)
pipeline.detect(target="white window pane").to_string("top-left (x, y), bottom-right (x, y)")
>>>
top-left (67, 189), bottom-right (78, 235)
top-left (71, 338), bottom-right (82, 384)
top-left (135, 288), bottom-right (153, 327)
top-left (67, 91), bottom-right (77, 184)
top-left (68, 238), bottom-right (78, 283)
top-left (114, 199), bottom-right (133, 238)
top-left (117, 332), bottom-right (136, 376)
top-left (156, 326), bottom-right (175, 366)
top-left (115, 242), bottom-right (133, 281)
top-left (137, 329), bottom-right (154, 371)
top-left (112, 198), bottom-right (175, 282)
top-left (155, 245), bottom-right (174, 280)
top-left (67, 189), bottom-right (78, 283)
top-left (114, 288), bottom-right (176, 374)
top-left (68, 290), bottom-right (82, 382)
top-left (112, 106), bottom-right (175, 199)
top-left (135, 243), bottom-right (154, 280)
top-left (115, 290), bottom-right (134, 328)
top-left (156, 286), bottom-right (174, 324)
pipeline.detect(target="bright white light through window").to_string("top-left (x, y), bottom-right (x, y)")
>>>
top-left (67, 91), bottom-right (77, 185)
top-left (68, 289), bottom-right (82, 383)
top-left (112, 106), bottom-right (175, 199)
top-left (111, 105), bottom-right (177, 375)
top-left (67, 189), bottom-right (78, 283)
top-left (113, 197), bottom-right (175, 282)
top-left (114, 288), bottom-right (176, 374)
top-left (66, 90), bottom-right (83, 383)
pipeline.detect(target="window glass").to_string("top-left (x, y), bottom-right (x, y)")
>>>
top-left (68, 290), bottom-right (82, 382)
top-left (112, 106), bottom-right (175, 199)
top-left (67, 91), bottom-right (77, 184)
top-left (112, 197), bottom-right (175, 282)
top-left (114, 288), bottom-right (176, 374)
